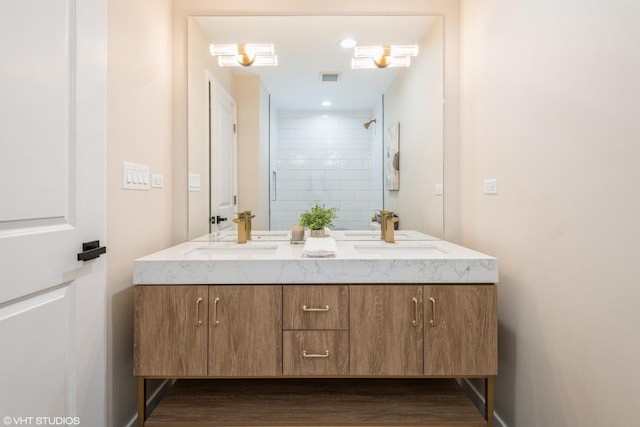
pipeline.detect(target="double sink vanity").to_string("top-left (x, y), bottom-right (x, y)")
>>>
top-left (133, 230), bottom-right (499, 427)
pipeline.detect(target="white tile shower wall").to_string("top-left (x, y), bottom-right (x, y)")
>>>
top-left (271, 111), bottom-right (383, 230)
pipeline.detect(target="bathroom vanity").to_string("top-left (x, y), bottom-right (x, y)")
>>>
top-left (133, 231), bottom-right (498, 427)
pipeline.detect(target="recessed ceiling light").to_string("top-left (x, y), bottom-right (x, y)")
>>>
top-left (339, 38), bottom-right (357, 49)
top-left (321, 100), bottom-right (332, 107)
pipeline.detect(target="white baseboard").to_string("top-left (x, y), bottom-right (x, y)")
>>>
top-left (124, 379), bottom-right (174, 427)
top-left (461, 378), bottom-right (508, 427)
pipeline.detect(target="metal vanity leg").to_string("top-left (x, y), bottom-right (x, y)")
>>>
top-left (485, 376), bottom-right (495, 427)
top-left (137, 377), bottom-right (146, 427)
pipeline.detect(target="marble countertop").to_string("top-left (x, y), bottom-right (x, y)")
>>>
top-left (134, 230), bottom-right (498, 285)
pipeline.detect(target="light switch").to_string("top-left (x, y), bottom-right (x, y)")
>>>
top-left (152, 174), bottom-right (164, 188)
top-left (484, 178), bottom-right (498, 195)
top-left (434, 184), bottom-right (443, 195)
top-left (123, 161), bottom-right (150, 190)
top-left (189, 173), bottom-right (201, 192)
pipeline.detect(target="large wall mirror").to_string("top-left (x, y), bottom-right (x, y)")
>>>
top-left (187, 16), bottom-right (444, 240)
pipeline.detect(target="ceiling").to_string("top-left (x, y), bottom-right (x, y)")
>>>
top-left (194, 16), bottom-right (437, 111)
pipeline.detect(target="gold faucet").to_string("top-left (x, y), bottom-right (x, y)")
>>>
top-left (234, 211), bottom-right (255, 243)
top-left (233, 216), bottom-right (247, 243)
top-left (385, 216), bottom-right (400, 243)
top-left (380, 210), bottom-right (393, 241)
top-left (241, 210), bottom-right (255, 240)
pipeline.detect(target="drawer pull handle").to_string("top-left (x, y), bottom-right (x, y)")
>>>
top-left (213, 297), bottom-right (220, 327)
top-left (302, 350), bottom-right (330, 358)
top-left (412, 297), bottom-right (418, 327)
top-left (429, 297), bottom-right (436, 327)
top-left (196, 298), bottom-right (203, 326)
top-left (302, 305), bottom-right (330, 312)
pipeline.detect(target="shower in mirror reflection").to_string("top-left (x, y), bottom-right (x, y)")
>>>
top-left (363, 119), bottom-right (377, 129)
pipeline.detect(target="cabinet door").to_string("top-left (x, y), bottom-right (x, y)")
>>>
top-left (350, 285), bottom-right (423, 376)
top-left (209, 286), bottom-right (282, 376)
top-left (424, 285), bottom-right (497, 376)
top-left (134, 285), bottom-right (208, 376)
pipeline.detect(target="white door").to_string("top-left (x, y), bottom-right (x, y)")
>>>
top-left (209, 76), bottom-right (237, 232)
top-left (0, 1), bottom-right (106, 425)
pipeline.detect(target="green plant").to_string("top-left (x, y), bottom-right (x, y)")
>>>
top-left (299, 204), bottom-right (338, 230)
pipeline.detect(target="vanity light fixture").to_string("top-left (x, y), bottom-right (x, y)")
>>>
top-left (210, 43), bottom-right (277, 67)
top-left (351, 44), bottom-right (418, 69)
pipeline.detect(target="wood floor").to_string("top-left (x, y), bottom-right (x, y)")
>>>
top-left (144, 378), bottom-right (487, 427)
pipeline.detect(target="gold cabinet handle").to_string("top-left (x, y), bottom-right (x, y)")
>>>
top-left (412, 297), bottom-right (418, 327)
top-left (429, 297), bottom-right (436, 326)
top-left (302, 350), bottom-right (330, 358)
top-left (213, 297), bottom-right (220, 327)
top-left (196, 297), bottom-right (203, 326)
top-left (302, 305), bottom-right (330, 312)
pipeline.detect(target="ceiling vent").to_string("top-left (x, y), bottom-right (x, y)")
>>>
top-left (320, 72), bottom-right (341, 82)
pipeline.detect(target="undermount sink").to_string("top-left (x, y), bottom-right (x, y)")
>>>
top-left (186, 244), bottom-right (279, 257)
top-left (342, 230), bottom-right (411, 240)
top-left (250, 231), bottom-right (289, 241)
top-left (352, 243), bottom-right (447, 257)
top-left (215, 231), bottom-right (289, 242)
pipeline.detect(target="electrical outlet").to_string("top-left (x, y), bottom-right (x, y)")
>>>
top-left (484, 178), bottom-right (498, 195)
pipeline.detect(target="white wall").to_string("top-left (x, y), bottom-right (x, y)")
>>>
top-left (384, 17), bottom-right (444, 238)
top-left (187, 18), bottom-right (234, 239)
top-left (460, 1), bottom-right (640, 425)
top-left (234, 73), bottom-right (270, 230)
top-left (107, 0), bottom-right (173, 425)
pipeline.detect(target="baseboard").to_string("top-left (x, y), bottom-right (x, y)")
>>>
top-left (461, 378), bottom-right (508, 427)
top-left (125, 379), bottom-right (174, 427)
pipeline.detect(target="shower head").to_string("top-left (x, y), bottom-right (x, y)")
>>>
top-left (363, 119), bottom-right (377, 129)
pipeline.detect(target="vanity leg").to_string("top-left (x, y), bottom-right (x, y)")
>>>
top-left (137, 377), bottom-right (146, 427)
top-left (485, 376), bottom-right (495, 427)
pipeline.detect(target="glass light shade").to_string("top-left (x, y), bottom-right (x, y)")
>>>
top-left (217, 54), bottom-right (277, 67)
top-left (211, 43), bottom-right (276, 67)
top-left (351, 56), bottom-right (412, 69)
top-left (210, 44), bottom-right (238, 56)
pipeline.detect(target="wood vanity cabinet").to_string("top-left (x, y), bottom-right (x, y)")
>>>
top-left (282, 285), bottom-right (350, 376)
top-left (134, 285), bottom-right (209, 377)
top-left (134, 285), bottom-right (282, 377)
top-left (208, 286), bottom-right (282, 376)
top-left (135, 283), bottom-right (497, 426)
top-left (350, 285), bottom-right (424, 376)
top-left (424, 285), bottom-right (497, 376)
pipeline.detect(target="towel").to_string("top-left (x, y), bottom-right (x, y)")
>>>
top-left (303, 237), bottom-right (337, 258)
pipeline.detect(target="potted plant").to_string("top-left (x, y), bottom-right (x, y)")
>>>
top-left (299, 204), bottom-right (338, 237)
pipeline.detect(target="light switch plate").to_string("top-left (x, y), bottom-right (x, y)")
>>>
top-left (123, 161), bottom-right (150, 190)
top-left (434, 184), bottom-right (443, 195)
top-left (484, 178), bottom-right (498, 195)
top-left (152, 174), bottom-right (164, 188)
top-left (189, 173), bottom-right (201, 192)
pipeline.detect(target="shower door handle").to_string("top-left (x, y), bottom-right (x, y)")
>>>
top-left (272, 171), bottom-right (277, 201)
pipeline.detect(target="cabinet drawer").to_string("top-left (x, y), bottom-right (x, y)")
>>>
top-left (283, 285), bottom-right (348, 330)
top-left (283, 331), bottom-right (349, 376)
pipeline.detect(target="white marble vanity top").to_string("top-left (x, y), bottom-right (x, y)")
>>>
top-left (134, 230), bottom-right (498, 285)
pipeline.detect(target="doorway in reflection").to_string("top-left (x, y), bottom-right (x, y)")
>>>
top-left (269, 102), bottom-right (383, 230)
